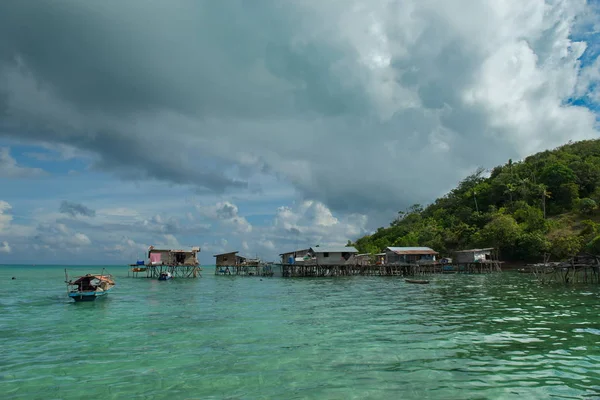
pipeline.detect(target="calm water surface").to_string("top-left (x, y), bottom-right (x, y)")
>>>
top-left (1, 265), bottom-right (599, 399)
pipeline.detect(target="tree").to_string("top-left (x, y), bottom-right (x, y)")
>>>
top-left (478, 213), bottom-right (521, 256)
top-left (351, 139), bottom-right (600, 263)
top-left (514, 232), bottom-right (550, 261)
top-left (549, 232), bottom-right (583, 260)
top-left (577, 198), bottom-right (597, 215)
top-left (539, 163), bottom-right (578, 213)
top-left (586, 235), bottom-right (600, 255)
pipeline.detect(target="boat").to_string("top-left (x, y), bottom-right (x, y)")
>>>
top-left (405, 279), bottom-right (430, 284)
top-left (129, 259), bottom-right (147, 272)
top-left (158, 271), bottom-right (172, 281)
top-left (65, 269), bottom-right (115, 302)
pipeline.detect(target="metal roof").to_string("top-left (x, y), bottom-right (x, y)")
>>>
top-left (310, 246), bottom-right (358, 253)
top-left (454, 248), bottom-right (494, 253)
top-left (213, 251), bottom-right (239, 257)
top-left (279, 248), bottom-right (311, 256)
top-left (386, 246), bottom-right (438, 255)
top-left (150, 249), bottom-right (191, 253)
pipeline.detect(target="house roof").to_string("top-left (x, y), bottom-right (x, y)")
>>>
top-left (213, 251), bottom-right (239, 257)
top-left (279, 248), bottom-right (311, 256)
top-left (310, 246), bottom-right (358, 253)
top-left (386, 246), bottom-right (438, 255)
top-left (454, 248), bottom-right (494, 253)
top-left (149, 249), bottom-right (191, 253)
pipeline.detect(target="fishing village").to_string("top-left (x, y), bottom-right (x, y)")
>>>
top-left (61, 238), bottom-right (600, 303)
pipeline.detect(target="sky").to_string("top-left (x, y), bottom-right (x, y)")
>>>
top-left (1, 0), bottom-right (600, 265)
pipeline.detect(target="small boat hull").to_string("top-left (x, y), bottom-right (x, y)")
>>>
top-left (65, 270), bottom-right (115, 302)
top-left (69, 289), bottom-right (111, 302)
top-left (405, 279), bottom-right (430, 284)
top-left (158, 272), bottom-right (172, 281)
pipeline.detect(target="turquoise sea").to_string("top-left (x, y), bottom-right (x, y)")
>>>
top-left (1, 265), bottom-right (599, 399)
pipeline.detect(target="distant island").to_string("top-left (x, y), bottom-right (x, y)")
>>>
top-left (352, 139), bottom-right (600, 263)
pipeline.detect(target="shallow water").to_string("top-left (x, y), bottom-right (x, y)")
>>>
top-left (1, 265), bottom-right (599, 399)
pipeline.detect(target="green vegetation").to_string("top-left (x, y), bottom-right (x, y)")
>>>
top-left (353, 140), bottom-right (600, 262)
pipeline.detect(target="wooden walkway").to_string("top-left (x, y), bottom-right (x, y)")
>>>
top-left (280, 261), bottom-right (502, 278)
top-left (129, 264), bottom-right (201, 278)
top-left (526, 255), bottom-right (600, 284)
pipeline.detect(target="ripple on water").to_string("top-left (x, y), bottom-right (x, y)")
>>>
top-left (0, 267), bottom-right (600, 399)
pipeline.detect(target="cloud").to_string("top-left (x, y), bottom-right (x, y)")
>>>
top-left (0, 147), bottom-right (46, 178)
top-left (33, 222), bottom-right (92, 251)
top-left (0, 0), bottom-right (600, 266)
top-left (142, 214), bottom-right (180, 234)
top-left (0, 1), bottom-right (598, 215)
top-left (24, 143), bottom-right (89, 162)
top-left (104, 236), bottom-right (147, 254)
top-left (199, 201), bottom-right (252, 234)
top-left (0, 241), bottom-right (10, 253)
top-left (270, 200), bottom-right (368, 251)
top-left (59, 200), bottom-right (96, 218)
top-left (0, 200), bottom-right (12, 232)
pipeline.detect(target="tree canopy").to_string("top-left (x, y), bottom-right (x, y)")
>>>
top-left (352, 140), bottom-right (600, 262)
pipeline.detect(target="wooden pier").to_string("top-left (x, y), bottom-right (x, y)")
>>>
top-left (130, 264), bottom-right (201, 278)
top-left (280, 260), bottom-right (502, 278)
top-left (526, 254), bottom-right (600, 284)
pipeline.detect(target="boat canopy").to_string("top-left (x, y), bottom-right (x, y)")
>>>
top-left (71, 274), bottom-right (114, 285)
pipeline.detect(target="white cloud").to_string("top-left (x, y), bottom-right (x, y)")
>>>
top-left (159, 234), bottom-right (182, 249)
top-left (0, 241), bottom-right (11, 253)
top-left (73, 232), bottom-right (91, 246)
top-left (270, 200), bottom-right (368, 250)
top-left (97, 207), bottom-right (139, 218)
top-left (198, 201), bottom-right (252, 234)
top-left (0, 147), bottom-right (46, 178)
top-left (0, 200), bottom-right (12, 232)
top-left (34, 222), bottom-right (92, 251)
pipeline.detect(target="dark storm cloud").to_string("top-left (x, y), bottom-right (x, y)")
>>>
top-left (0, 0), bottom-right (598, 214)
top-left (59, 201), bottom-right (96, 218)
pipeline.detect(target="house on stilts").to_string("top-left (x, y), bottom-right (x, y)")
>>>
top-left (214, 251), bottom-right (272, 276)
top-left (452, 248), bottom-right (502, 273)
top-left (280, 246), bottom-right (359, 277)
top-left (130, 246), bottom-right (201, 278)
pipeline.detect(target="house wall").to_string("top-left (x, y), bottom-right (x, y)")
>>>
top-left (385, 251), bottom-right (436, 264)
top-left (182, 252), bottom-right (198, 265)
top-left (149, 250), bottom-right (173, 265)
top-left (281, 249), bottom-right (311, 264)
top-left (216, 252), bottom-right (238, 266)
top-left (149, 251), bottom-right (197, 265)
top-left (314, 251), bottom-right (355, 265)
top-left (149, 250), bottom-right (199, 265)
top-left (455, 251), bottom-right (491, 264)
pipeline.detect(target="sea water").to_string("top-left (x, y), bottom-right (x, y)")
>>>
top-left (1, 265), bottom-right (599, 399)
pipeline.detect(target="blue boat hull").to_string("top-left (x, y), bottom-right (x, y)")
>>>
top-left (68, 290), bottom-right (111, 302)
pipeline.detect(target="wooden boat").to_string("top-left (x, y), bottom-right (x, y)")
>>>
top-left (158, 271), bottom-right (172, 281)
top-left (405, 279), bottom-right (430, 284)
top-left (65, 269), bottom-right (115, 302)
top-left (129, 260), bottom-right (147, 272)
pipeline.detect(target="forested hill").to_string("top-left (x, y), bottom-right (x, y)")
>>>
top-left (353, 139), bottom-right (600, 262)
